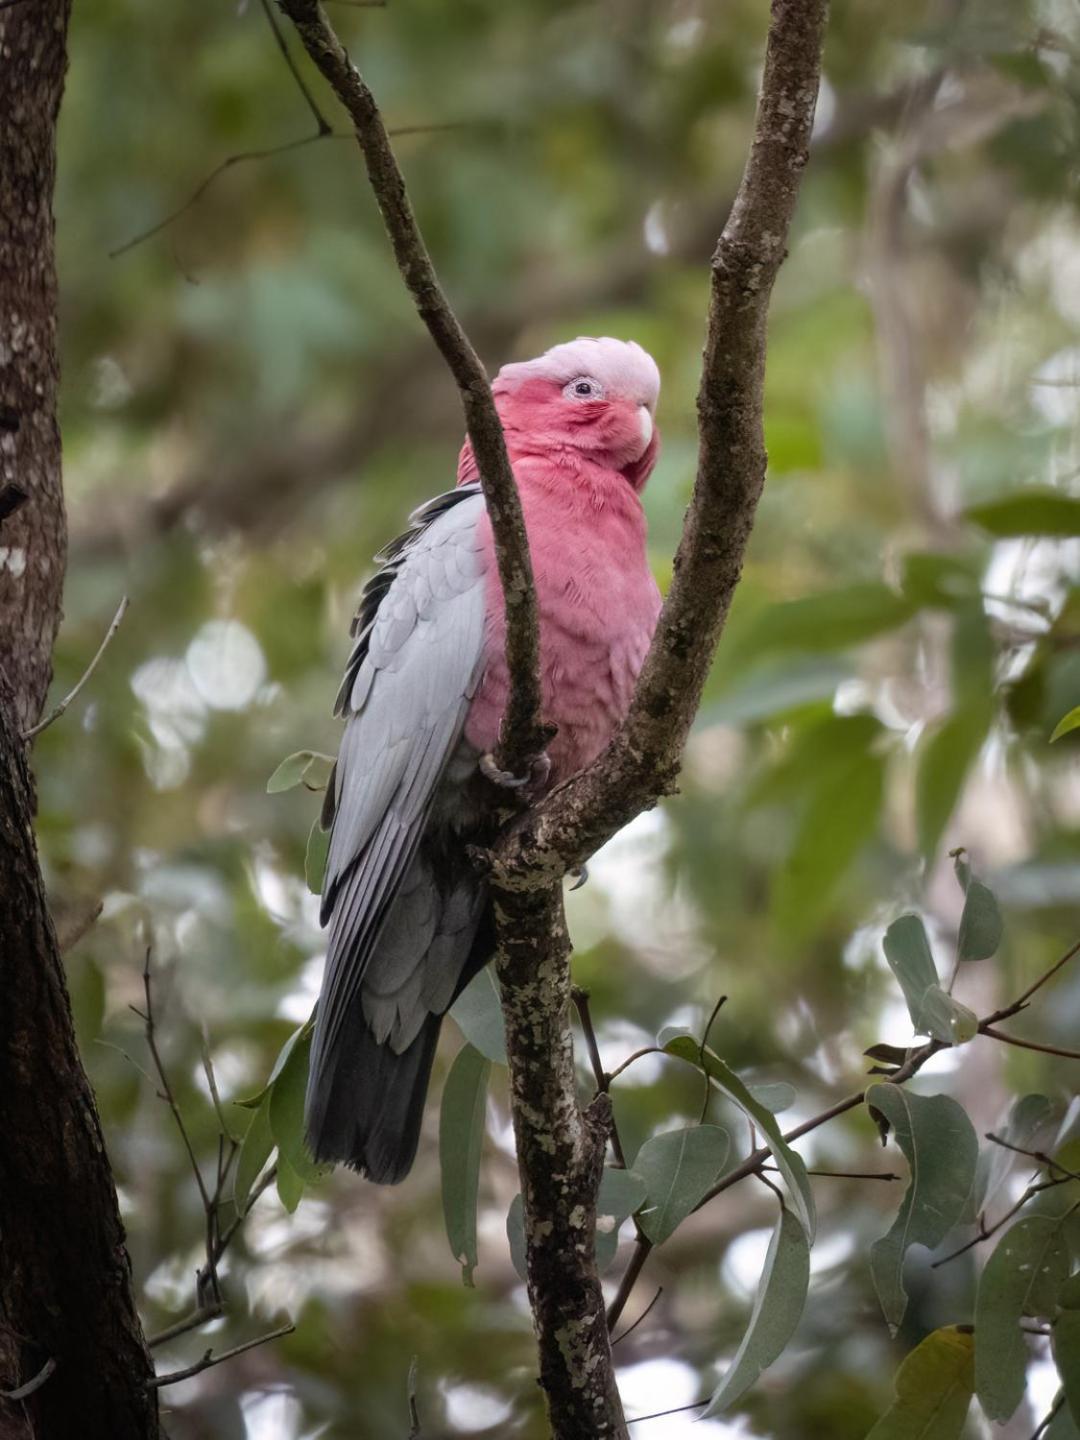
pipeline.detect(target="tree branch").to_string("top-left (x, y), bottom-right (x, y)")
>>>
top-left (276, 0), bottom-right (545, 775)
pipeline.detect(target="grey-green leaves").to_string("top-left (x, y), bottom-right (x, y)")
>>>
top-left (634, 1125), bottom-right (729, 1245)
top-left (974, 1216), bottom-right (1070, 1421)
top-left (703, 1205), bottom-right (810, 1417)
top-left (867, 1084), bottom-right (978, 1332)
top-left (865, 1326), bottom-right (974, 1440)
top-left (449, 966), bottom-right (507, 1065)
top-left (882, 916), bottom-right (976, 1046)
top-left (439, 1043), bottom-right (490, 1286)
top-left (663, 1036), bottom-right (816, 1240)
top-left (267, 749), bottom-right (335, 793)
top-left (954, 853), bottom-right (1003, 962)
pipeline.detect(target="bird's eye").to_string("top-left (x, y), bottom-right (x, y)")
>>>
top-left (565, 377), bottom-right (602, 401)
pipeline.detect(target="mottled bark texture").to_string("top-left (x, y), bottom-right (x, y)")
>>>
top-left (280, 2), bottom-right (827, 1434)
top-left (0, 0), bottom-right (69, 733)
top-left (494, 887), bottom-right (626, 1438)
top-left (0, 5), bottom-right (159, 1436)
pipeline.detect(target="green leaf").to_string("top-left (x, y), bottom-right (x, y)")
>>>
top-left (268, 1025), bottom-right (322, 1182)
top-left (742, 584), bottom-right (915, 657)
top-left (1055, 1311), bottom-right (1080, 1428)
top-left (634, 1126), bottom-right (730, 1245)
top-left (975, 1217), bottom-right (1071, 1420)
top-left (883, 915), bottom-right (938, 1024)
top-left (964, 490), bottom-right (1080, 538)
top-left (706, 658), bottom-right (852, 728)
top-left (449, 966), bottom-right (507, 1065)
top-left (774, 747), bottom-right (885, 940)
top-left (957, 879), bottom-right (1003, 962)
top-left (595, 1166), bottom-right (649, 1271)
top-left (267, 749), bottom-right (336, 794)
top-left (864, 1326), bottom-right (974, 1440)
top-left (916, 709), bottom-right (990, 860)
top-left (702, 1206), bottom-right (810, 1416)
top-left (439, 1044), bottom-right (490, 1286)
top-left (881, 917), bottom-right (976, 1045)
top-left (867, 1084), bottom-right (979, 1332)
top-left (976, 1094), bottom-right (1053, 1212)
top-left (276, 1153), bottom-right (305, 1214)
top-left (305, 816), bottom-right (330, 896)
top-left (748, 1082), bottom-right (796, 1115)
top-left (234, 1094), bottom-right (274, 1213)
top-left (664, 1036), bottom-right (816, 1240)
top-left (1051, 706), bottom-right (1080, 743)
top-left (235, 1017), bottom-right (314, 1109)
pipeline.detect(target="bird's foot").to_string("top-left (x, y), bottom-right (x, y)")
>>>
top-left (568, 863), bottom-right (589, 891)
top-left (479, 749), bottom-right (552, 797)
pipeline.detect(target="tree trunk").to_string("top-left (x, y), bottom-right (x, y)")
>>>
top-left (0, 4), bottom-right (159, 1435)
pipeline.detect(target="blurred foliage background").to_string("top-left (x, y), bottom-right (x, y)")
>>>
top-left (40, 0), bottom-right (1080, 1434)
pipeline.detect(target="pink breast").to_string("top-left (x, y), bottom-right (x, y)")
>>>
top-left (464, 462), bottom-right (660, 786)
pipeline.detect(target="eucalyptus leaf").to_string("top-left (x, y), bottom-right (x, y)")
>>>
top-left (234, 1094), bottom-right (274, 1213)
top-left (664, 1036), bottom-right (816, 1240)
top-left (977, 1094), bottom-right (1053, 1212)
top-left (235, 1017), bottom-right (315, 1109)
top-left (449, 966), bottom-right (507, 1065)
top-left (305, 815), bottom-right (330, 896)
top-left (1045, 1392), bottom-right (1080, 1440)
top-left (1051, 707), bottom-right (1080, 743)
top-left (1056, 1311), bottom-right (1080, 1428)
top-left (634, 1125), bottom-right (730, 1245)
top-left (964, 490), bottom-right (1080, 538)
top-left (703, 1206), bottom-right (810, 1416)
top-left (864, 1326), bottom-right (974, 1440)
top-left (916, 709), bottom-right (990, 860)
top-left (918, 985), bottom-right (978, 1046)
top-left (439, 1043), bottom-right (490, 1286)
top-left (975, 1216), bottom-right (1070, 1420)
top-left (595, 1167), bottom-right (648, 1271)
top-left (268, 1026), bottom-right (322, 1182)
top-left (267, 750), bottom-right (318, 794)
top-left (867, 1084), bottom-right (978, 1332)
top-left (747, 1082), bottom-right (796, 1115)
top-left (276, 1153), bottom-right (305, 1214)
top-left (957, 879), bottom-right (1003, 962)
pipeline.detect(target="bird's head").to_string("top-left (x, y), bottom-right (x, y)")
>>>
top-left (490, 336), bottom-right (661, 490)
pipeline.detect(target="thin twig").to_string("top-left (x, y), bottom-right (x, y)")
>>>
top-left (611, 1287), bottom-right (663, 1348)
top-left (148, 1323), bottom-right (294, 1388)
top-left (698, 995), bottom-right (727, 1124)
top-left (990, 938), bottom-right (1080, 1020)
top-left (931, 1174), bottom-right (1067, 1268)
top-left (627, 1399), bottom-right (708, 1425)
top-left (1031, 1394), bottom-right (1065, 1440)
top-left (762, 1164), bottom-right (901, 1182)
top-left (147, 1304), bottom-right (224, 1350)
top-left (985, 1134), bottom-right (1080, 1184)
top-left (0, 1357), bottom-right (56, 1402)
top-left (22, 596), bottom-right (129, 740)
top-left (257, 0), bottom-right (332, 135)
top-left (981, 1025), bottom-right (1080, 1060)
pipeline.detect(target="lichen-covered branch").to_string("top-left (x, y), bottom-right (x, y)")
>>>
top-left (276, 0), bottom-right (545, 773)
top-left (492, 0), bottom-right (831, 889)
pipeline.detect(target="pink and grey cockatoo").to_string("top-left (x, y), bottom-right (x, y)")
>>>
top-left (306, 336), bottom-right (661, 1182)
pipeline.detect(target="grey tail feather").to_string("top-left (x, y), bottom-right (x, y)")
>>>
top-left (305, 1014), bottom-right (442, 1185)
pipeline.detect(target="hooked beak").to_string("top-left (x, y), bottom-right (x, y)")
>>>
top-left (637, 404), bottom-right (654, 453)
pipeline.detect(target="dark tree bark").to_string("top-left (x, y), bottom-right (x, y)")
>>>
top-left (0, 4), bottom-right (159, 1435)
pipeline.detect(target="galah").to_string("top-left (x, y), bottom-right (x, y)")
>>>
top-left (306, 336), bottom-right (662, 1183)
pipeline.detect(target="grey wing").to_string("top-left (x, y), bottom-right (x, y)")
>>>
top-left (313, 486), bottom-right (489, 1067)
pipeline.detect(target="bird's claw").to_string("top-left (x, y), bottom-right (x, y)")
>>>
top-left (479, 749), bottom-right (552, 796)
top-left (568, 863), bottom-right (589, 891)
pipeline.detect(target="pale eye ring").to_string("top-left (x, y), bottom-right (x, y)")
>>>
top-left (564, 376), bottom-right (603, 401)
